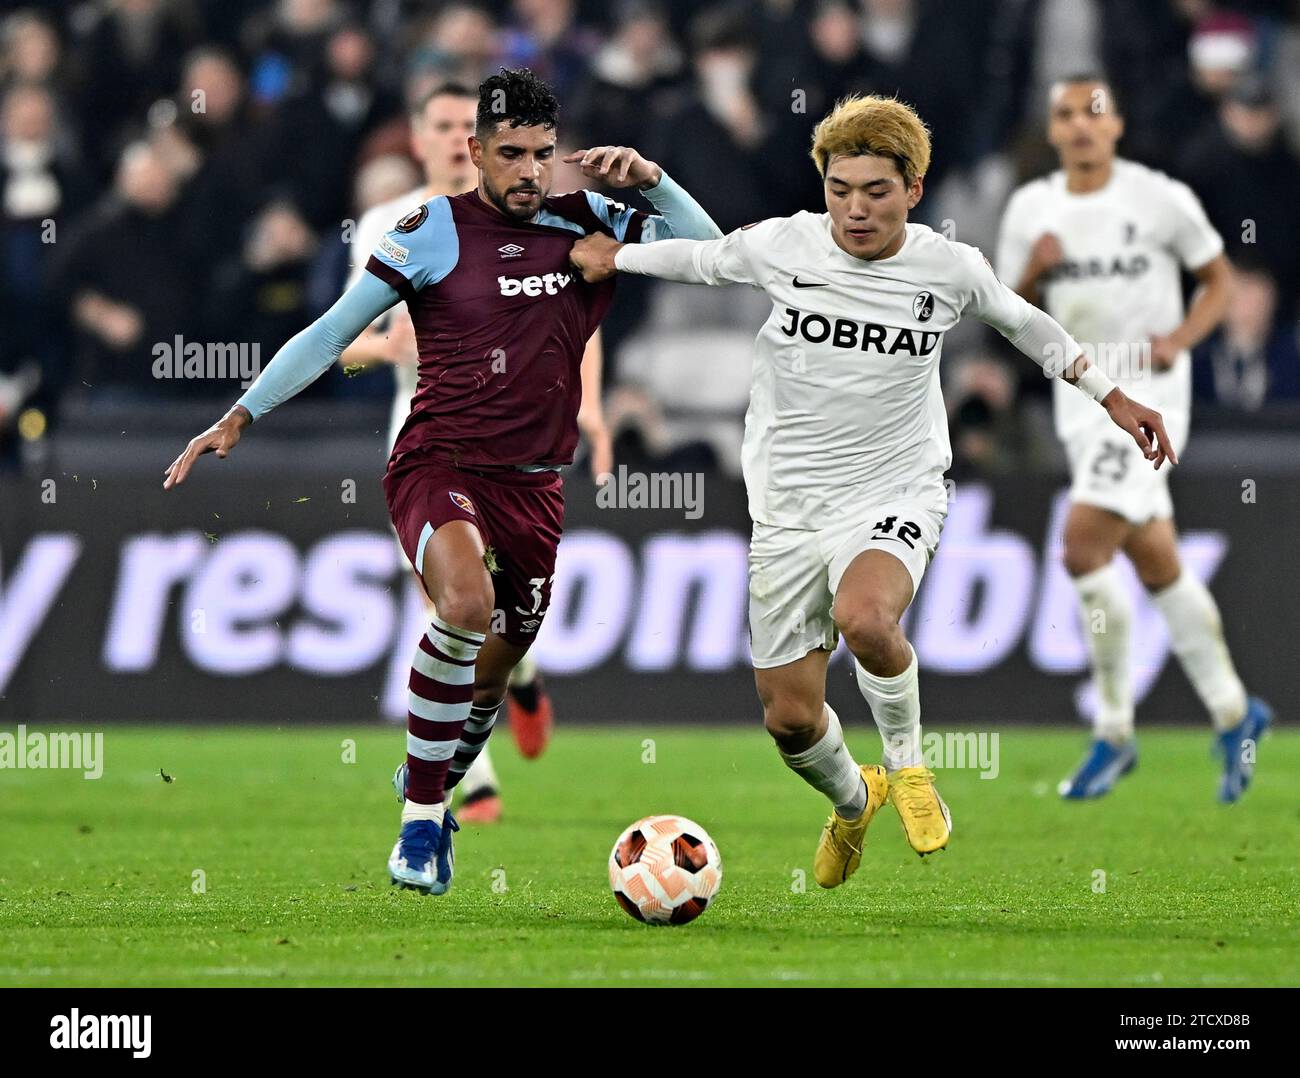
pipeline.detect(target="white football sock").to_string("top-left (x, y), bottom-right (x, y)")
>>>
top-left (511, 649), bottom-right (538, 686)
top-left (1150, 570), bottom-right (1247, 731)
top-left (854, 644), bottom-right (922, 771)
top-left (777, 704), bottom-right (867, 818)
top-left (1072, 563), bottom-right (1134, 744)
top-left (401, 798), bottom-right (445, 825)
top-left (460, 744), bottom-right (500, 798)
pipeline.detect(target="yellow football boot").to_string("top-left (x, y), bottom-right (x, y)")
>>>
top-left (888, 767), bottom-right (951, 855)
top-left (813, 764), bottom-right (889, 888)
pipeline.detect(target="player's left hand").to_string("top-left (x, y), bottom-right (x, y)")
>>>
top-left (570, 233), bottom-right (622, 282)
top-left (1146, 333), bottom-right (1181, 371)
top-left (563, 146), bottom-right (662, 190)
top-left (1101, 389), bottom-right (1178, 470)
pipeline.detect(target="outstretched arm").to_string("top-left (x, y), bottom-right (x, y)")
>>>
top-left (638, 171), bottom-right (722, 241)
top-left (238, 272), bottom-right (401, 419)
top-left (163, 271), bottom-right (401, 489)
top-left (570, 224), bottom-right (758, 287)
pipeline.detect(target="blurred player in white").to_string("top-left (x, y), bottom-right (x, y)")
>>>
top-left (572, 95), bottom-right (1173, 882)
top-left (998, 74), bottom-right (1271, 803)
top-left (342, 83), bottom-right (614, 822)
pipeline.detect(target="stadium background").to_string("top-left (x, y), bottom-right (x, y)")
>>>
top-left (2, 0), bottom-right (1298, 725)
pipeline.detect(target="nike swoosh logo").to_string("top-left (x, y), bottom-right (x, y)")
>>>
top-left (792, 277), bottom-right (827, 288)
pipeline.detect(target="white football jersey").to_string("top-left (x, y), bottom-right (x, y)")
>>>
top-left (997, 158), bottom-right (1223, 439)
top-left (620, 213), bottom-right (1067, 529)
top-left (347, 187), bottom-right (426, 450)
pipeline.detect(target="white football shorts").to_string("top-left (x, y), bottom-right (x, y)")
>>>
top-left (747, 490), bottom-right (947, 670)
top-left (1064, 410), bottom-right (1189, 526)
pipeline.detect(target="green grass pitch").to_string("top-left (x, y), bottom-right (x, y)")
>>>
top-left (1, 725), bottom-right (1296, 987)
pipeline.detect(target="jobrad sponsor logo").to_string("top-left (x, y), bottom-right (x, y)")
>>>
top-left (779, 307), bottom-right (940, 355)
top-left (1045, 253), bottom-right (1150, 282)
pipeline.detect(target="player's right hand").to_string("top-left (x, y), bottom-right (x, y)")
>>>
top-left (163, 406), bottom-right (250, 489)
top-left (570, 233), bottom-right (621, 282)
top-left (1100, 390), bottom-right (1178, 470)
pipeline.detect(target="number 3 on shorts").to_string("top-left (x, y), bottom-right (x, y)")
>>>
top-left (515, 575), bottom-right (555, 617)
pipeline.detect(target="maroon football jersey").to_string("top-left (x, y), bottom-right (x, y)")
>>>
top-left (365, 189), bottom-right (650, 469)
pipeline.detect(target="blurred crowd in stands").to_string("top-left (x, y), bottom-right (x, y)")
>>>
top-left (1, 0), bottom-right (1298, 474)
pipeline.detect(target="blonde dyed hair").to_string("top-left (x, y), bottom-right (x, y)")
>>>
top-left (810, 94), bottom-right (931, 186)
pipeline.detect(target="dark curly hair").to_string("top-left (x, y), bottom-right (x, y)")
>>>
top-left (476, 68), bottom-right (560, 138)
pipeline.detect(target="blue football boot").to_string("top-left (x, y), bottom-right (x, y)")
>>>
top-left (1058, 738), bottom-right (1137, 799)
top-left (387, 811), bottom-right (459, 895)
top-left (1216, 696), bottom-right (1272, 804)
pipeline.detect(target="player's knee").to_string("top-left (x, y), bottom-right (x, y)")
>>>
top-left (834, 605), bottom-right (898, 667)
top-left (470, 681), bottom-right (504, 707)
top-left (1132, 555), bottom-right (1180, 592)
top-left (762, 696), bottom-right (822, 744)
top-left (431, 583), bottom-right (494, 635)
top-left (1062, 522), bottom-right (1116, 577)
top-left (1063, 544), bottom-right (1109, 578)
top-left (1066, 551), bottom-right (1107, 577)
top-left (473, 671), bottom-right (510, 706)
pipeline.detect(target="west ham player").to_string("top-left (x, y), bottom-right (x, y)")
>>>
top-left (571, 95), bottom-right (1173, 884)
top-left (997, 75), bottom-right (1271, 802)
top-left (341, 82), bottom-right (615, 824)
top-left (164, 69), bottom-right (721, 894)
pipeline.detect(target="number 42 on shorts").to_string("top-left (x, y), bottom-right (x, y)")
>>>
top-left (870, 516), bottom-right (923, 548)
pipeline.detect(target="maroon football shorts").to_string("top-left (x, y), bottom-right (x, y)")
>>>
top-left (383, 450), bottom-right (565, 647)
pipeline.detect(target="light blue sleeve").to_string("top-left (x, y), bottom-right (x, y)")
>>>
top-left (236, 272), bottom-right (401, 421)
top-left (582, 170), bottom-right (722, 244)
top-left (366, 195), bottom-right (459, 296)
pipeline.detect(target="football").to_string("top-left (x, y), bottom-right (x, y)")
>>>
top-left (608, 815), bottom-right (723, 925)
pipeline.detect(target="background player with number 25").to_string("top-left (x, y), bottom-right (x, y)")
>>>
top-left (571, 95), bottom-right (1175, 886)
top-left (997, 75), bottom-right (1271, 802)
